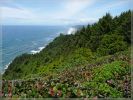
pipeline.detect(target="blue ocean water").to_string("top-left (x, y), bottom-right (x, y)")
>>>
top-left (1, 25), bottom-right (71, 72)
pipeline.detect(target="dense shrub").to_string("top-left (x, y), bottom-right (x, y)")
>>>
top-left (97, 34), bottom-right (128, 56)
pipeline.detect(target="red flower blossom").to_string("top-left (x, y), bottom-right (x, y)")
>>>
top-left (49, 87), bottom-right (55, 97)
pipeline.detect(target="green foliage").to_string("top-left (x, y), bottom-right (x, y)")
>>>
top-left (68, 48), bottom-right (94, 64)
top-left (2, 48), bottom-right (131, 98)
top-left (92, 61), bottom-right (129, 81)
top-left (83, 61), bottom-right (130, 97)
top-left (98, 13), bottom-right (113, 34)
top-left (113, 10), bottom-right (131, 43)
top-left (97, 34), bottom-right (128, 56)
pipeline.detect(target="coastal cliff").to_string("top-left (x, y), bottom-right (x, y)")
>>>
top-left (2, 10), bottom-right (131, 98)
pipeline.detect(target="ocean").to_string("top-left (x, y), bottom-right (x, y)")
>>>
top-left (1, 25), bottom-right (76, 73)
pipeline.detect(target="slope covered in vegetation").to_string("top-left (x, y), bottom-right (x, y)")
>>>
top-left (2, 48), bottom-right (131, 98)
top-left (2, 10), bottom-right (131, 98)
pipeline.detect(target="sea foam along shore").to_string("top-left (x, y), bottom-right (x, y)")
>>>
top-left (30, 46), bottom-right (45, 54)
top-left (30, 27), bottom-right (77, 54)
top-left (1, 61), bottom-right (12, 74)
top-left (2, 47), bottom-right (45, 74)
top-left (4, 62), bottom-right (11, 70)
top-left (2, 46), bottom-right (45, 74)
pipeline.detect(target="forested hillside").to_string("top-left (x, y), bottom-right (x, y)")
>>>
top-left (2, 10), bottom-right (131, 98)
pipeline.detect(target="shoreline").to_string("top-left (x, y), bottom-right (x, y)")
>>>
top-left (2, 26), bottom-right (77, 74)
top-left (1, 46), bottom-right (45, 75)
top-left (1, 61), bottom-right (12, 75)
top-left (2, 46), bottom-right (45, 74)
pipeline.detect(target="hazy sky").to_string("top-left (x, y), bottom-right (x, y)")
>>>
top-left (0, 0), bottom-right (132, 25)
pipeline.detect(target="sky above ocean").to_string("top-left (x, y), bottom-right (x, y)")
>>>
top-left (1, 0), bottom-right (132, 25)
